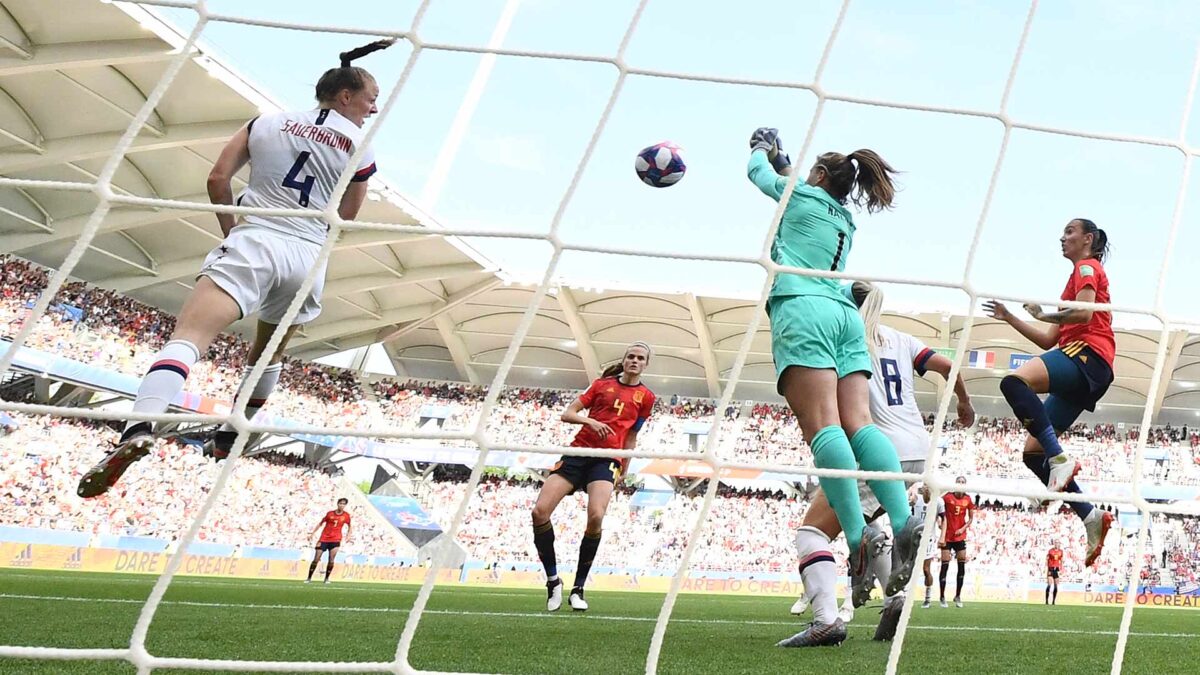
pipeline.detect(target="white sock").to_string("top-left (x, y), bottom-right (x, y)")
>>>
top-left (795, 526), bottom-right (838, 625)
top-left (220, 362), bottom-right (282, 432)
top-left (872, 538), bottom-right (893, 593)
top-left (128, 339), bottom-right (200, 432)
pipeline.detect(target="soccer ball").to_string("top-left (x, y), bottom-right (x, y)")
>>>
top-left (634, 142), bottom-right (686, 188)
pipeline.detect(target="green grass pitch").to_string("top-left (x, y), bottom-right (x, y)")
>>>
top-left (0, 569), bottom-right (1197, 674)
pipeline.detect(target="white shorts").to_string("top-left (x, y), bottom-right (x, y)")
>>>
top-left (198, 225), bottom-right (326, 325)
top-left (858, 459), bottom-right (925, 520)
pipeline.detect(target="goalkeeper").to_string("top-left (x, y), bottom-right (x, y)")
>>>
top-left (743, 128), bottom-right (919, 648)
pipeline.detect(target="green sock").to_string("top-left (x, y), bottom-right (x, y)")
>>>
top-left (850, 424), bottom-right (910, 539)
top-left (811, 425), bottom-right (866, 551)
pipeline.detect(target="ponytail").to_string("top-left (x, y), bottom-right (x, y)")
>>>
top-left (315, 38), bottom-right (395, 104)
top-left (846, 149), bottom-right (898, 214)
top-left (814, 149), bottom-right (898, 213)
top-left (1076, 218), bottom-right (1110, 263)
top-left (848, 281), bottom-right (885, 359)
top-left (601, 363), bottom-right (624, 378)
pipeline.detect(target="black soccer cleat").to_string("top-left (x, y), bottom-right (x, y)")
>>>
top-left (873, 594), bottom-right (905, 641)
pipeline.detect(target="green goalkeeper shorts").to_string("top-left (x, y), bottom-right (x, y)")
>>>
top-left (768, 294), bottom-right (872, 391)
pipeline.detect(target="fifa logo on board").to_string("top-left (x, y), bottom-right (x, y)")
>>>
top-left (64, 547), bottom-right (83, 570)
top-left (10, 544), bottom-right (33, 568)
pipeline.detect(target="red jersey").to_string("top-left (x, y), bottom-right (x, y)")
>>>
top-left (318, 510), bottom-right (351, 543)
top-left (1058, 258), bottom-right (1114, 367)
top-left (942, 493), bottom-right (975, 543)
top-left (571, 376), bottom-right (655, 451)
top-left (1047, 548), bottom-right (1064, 570)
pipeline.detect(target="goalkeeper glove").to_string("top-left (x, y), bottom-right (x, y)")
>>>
top-left (770, 133), bottom-right (792, 173)
top-left (749, 127), bottom-right (778, 154)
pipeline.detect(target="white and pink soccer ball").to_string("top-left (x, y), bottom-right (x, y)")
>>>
top-left (634, 142), bottom-right (686, 188)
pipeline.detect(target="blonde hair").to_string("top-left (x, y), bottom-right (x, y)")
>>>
top-left (849, 281), bottom-right (885, 359)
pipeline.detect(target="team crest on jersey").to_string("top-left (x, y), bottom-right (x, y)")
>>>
top-left (632, 391), bottom-right (645, 404)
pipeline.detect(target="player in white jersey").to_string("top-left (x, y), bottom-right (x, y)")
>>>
top-left (78, 40), bottom-right (394, 498)
top-left (783, 282), bottom-right (973, 646)
top-left (913, 483), bottom-right (946, 608)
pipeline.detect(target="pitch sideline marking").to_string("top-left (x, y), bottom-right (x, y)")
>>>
top-left (1, 593), bottom-right (1196, 639)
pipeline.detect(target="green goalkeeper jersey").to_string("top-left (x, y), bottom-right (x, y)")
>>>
top-left (746, 149), bottom-right (856, 308)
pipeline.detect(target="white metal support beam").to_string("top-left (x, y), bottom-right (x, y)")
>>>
top-left (290, 303), bottom-right (441, 348)
top-left (434, 313), bottom-right (480, 384)
top-left (333, 230), bottom-right (438, 250)
top-left (380, 277), bottom-right (504, 342)
top-left (321, 263), bottom-right (489, 297)
top-left (686, 294), bottom-right (721, 397)
top-left (0, 120), bottom-right (244, 174)
top-left (0, 39), bottom-right (180, 76)
top-left (1150, 329), bottom-right (1190, 424)
top-left (555, 288), bottom-right (600, 381)
top-left (2, 193), bottom-right (211, 252)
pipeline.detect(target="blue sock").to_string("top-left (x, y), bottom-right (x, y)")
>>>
top-left (1000, 375), bottom-right (1065, 458)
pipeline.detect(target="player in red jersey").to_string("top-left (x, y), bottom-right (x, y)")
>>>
top-left (306, 497), bottom-right (352, 584)
top-left (985, 218), bottom-right (1115, 567)
top-left (1046, 542), bottom-right (1064, 604)
top-left (531, 342), bottom-right (655, 613)
top-left (939, 477), bottom-right (974, 608)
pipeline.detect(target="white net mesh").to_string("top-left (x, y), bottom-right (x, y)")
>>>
top-left (0, 0), bottom-right (1198, 672)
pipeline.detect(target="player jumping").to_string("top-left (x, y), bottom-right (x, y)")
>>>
top-left (307, 497), bottom-right (352, 584)
top-left (77, 40), bottom-right (392, 497)
top-left (531, 343), bottom-right (655, 612)
top-left (1046, 542), bottom-right (1064, 604)
top-left (939, 476), bottom-right (974, 608)
top-left (786, 282), bottom-right (973, 643)
top-left (984, 218), bottom-right (1115, 566)
top-left (739, 129), bottom-right (916, 648)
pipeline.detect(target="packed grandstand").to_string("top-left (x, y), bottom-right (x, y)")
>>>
top-left (2, 254), bottom-right (1198, 596)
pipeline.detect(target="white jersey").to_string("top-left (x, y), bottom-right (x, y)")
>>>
top-left (237, 108), bottom-right (377, 245)
top-left (912, 494), bottom-right (945, 525)
top-left (868, 324), bottom-right (936, 462)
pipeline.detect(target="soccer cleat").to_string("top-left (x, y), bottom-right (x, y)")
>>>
top-left (1084, 510), bottom-right (1115, 567)
top-left (776, 619), bottom-right (848, 648)
top-left (204, 430), bottom-right (239, 460)
top-left (886, 515), bottom-right (925, 597)
top-left (76, 426), bottom-right (154, 498)
top-left (940, 600), bottom-right (948, 608)
top-left (849, 525), bottom-right (888, 608)
top-left (568, 587), bottom-right (588, 612)
top-left (324, 579), bottom-right (331, 585)
top-left (790, 595), bottom-right (809, 616)
top-left (873, 594), bottom-right (905, 641)
top-left (546, 578), bottom-right (563, 612)
top-left (303, 579), bottom-right (311, 584)
top-left (1047, 454), bottom-right (1080, 492)
top-left (954, 597), bottom-right (963, 608)
top-left (921, 599), bottom-right (931, 609)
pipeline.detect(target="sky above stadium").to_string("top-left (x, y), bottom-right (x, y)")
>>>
top-left (158, 0), bottom-right (1200, 330)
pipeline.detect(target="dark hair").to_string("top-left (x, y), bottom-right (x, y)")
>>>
top-left (337, 497), bottom-right (349, 505)
top-left (815, 149), bottom-right (898, 213)
top-left (314, 39), bottom-right (395, 104)
top-left (1075, 218), bottom-right (1110, 263)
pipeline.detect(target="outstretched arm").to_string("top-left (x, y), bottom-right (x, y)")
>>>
top-left (984, 300), bottom-right (1060, 351)
top-left (923, 352), bottom-right (975, 427)
top-left (747, 150), bottom-right (787, 201)
top-left (1023, 287), bottom-right (1097, 326)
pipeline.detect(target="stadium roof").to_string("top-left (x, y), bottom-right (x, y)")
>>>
top-left (3, 0), bottom-right (1200, 425)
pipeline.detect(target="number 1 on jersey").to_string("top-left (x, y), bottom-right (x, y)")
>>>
top-left (282, 151), bottom-right (315, 207)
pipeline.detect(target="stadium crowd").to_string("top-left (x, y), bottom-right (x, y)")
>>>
top-left (0, 412), bottom-right (408, 556)
top-left (2, 255), bottom-right (1199, 588)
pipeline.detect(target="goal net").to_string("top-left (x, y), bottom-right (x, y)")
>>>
top-left (0, 0), bottom-right (1196, 673)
